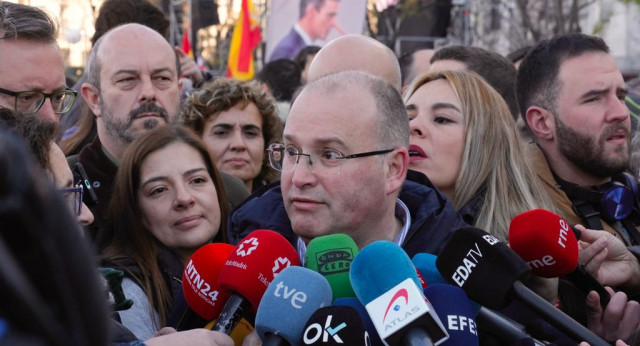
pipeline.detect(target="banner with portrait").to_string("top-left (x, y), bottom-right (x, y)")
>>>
top-left (265, 0), bottom-right (368, 62)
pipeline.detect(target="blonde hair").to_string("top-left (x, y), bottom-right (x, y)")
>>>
top-left (404, 70), bottom-right (557, 240)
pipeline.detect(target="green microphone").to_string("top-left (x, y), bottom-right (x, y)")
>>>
top-left (305, 233), bottom-right (358, 300)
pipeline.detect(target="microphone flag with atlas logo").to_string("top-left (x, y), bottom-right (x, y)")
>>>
top-left (350, 241), bottom-right (448, 345)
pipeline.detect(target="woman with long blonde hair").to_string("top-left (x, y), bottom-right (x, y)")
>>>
top-left (404, 69), bottom-right (557, 240)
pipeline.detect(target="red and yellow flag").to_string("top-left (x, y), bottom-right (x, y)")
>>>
top-left (227, 0), bottom-right (262, 80)
top-left (181, 31), bottom-right (194, 58)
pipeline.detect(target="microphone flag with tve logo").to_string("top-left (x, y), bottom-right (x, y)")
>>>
top-left (255, 266), bottom-right (332, 345)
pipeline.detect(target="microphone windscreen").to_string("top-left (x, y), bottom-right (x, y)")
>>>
top-left (349, 241), bottom-right (421, 305)
top-left (436, 227), bottom-right (530, 309)
top-left (333, 297), bottom-right (385, 346)
top-left (305, 233), bottom-right (358, 300)
top-left (218, 230), bottom-right (300, 311)
top-left (300, 306), bottom-right (370, 345)
top-left (424, 284), bottom-right (479, 346)
top-left (508, 209), bottom-right (579, 278)
top-left (182, 243), bottom-right (234, 320)
top-left (255, 266), bottom-right (332, 345)
top-left (413, 253), bottom-right (447, 285)
top-left (413, 253), bottom-right (482, 316)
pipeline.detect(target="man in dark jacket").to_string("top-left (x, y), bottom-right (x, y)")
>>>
top-left (228, 71), bottom-right (466, 258)
top-left (77, 23), bottom-right (248, 240)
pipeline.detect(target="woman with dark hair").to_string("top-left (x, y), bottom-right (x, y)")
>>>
top-left (183, 78), bottom-right (282, 192)
top-left (98, 125), bottom-right (229, 339)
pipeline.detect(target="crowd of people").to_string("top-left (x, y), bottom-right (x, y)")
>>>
top-left (2, 0), bottom-right (640, 345)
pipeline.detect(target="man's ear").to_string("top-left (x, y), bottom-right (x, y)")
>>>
top-left (385, 148), bottom-right (409, 196)
top-left (81, 83), bottom-right (101, 118)
top-left (525, 106), bottom-right (555, 141)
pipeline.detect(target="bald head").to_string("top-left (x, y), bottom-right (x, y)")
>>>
top-left (86, 23), bottom-right (178, 90)
top-left (307, 34), bottom-right (401, 91)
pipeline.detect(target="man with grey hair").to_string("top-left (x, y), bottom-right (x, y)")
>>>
top-left (0, 2), bottom-right (76, 123)
top-left (228, 71), bottom-right (465, 258)
top-left (77, 23), bottom-right (249, 240)
top-left (269, 0), bottom-right (341, 61)
top-left (77, 23), bottom-right (183, 236)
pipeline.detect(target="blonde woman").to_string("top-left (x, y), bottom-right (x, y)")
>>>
top-left (404, 69), bottom-right (557, 241)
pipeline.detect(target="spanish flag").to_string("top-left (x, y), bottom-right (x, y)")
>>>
top-left (227, 0), bottom-right (261, 80)
top-left (181, 31), bottom-right (194, 58)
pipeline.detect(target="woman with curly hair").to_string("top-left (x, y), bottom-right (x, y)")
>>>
top-left (183, 78), bottom-right (282, 192)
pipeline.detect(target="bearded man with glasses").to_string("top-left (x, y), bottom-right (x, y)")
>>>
top-left (0, 2), bottom-right (69, 123)
top-left (230, 71), bottom-right (466, 258)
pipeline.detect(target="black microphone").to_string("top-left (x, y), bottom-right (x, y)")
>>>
top-left (412, 252), bottom-right (544, 345)
top-left (300, 306), bottom-right (372, 345)
top-left (436, 226), bottom-right (609, 346)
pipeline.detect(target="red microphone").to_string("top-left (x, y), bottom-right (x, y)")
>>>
top-left (182, 243), bottom-right (235, 320)
top-left (509, 209), bottom-right (609, 308)
top-left (213, 230), bottom-right (300, 334)
top-left (509, 209), bottom-right (578, 278)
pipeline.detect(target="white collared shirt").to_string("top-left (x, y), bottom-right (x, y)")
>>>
top-left (297, 199), bottom-right (411, 265)
top-left (294, 23), bottom-right (314, 46)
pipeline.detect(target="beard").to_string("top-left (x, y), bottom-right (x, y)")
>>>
top-left (555, 115), bottom-right (630, 179)
top-left (99, 100), bottom-right (175, 145)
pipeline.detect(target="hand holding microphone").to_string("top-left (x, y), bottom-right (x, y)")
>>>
top-left (509, 209), bottom-right (610, 308)
top-left (576, 225), bottom-right (640, 290)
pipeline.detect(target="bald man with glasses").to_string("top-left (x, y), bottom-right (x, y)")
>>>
top-left (229, 71), bottom-right (466, 258)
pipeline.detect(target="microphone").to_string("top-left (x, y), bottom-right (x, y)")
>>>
top-left (413, 253), bottom-right (540, 345)
top-left (350, 241), bottom-right (448, 346)
top-left (300, 306), bottom-right (371, 345)
top-left (436, 226), bottom-right (609, 346)
top-left (509, 209), bottom-right (610, 308)
top-left (305, 233), bottom-right (358, 300)
top-left (182, 243), bottom-right (234, 321)
top-left (333, 297), bottom-right (385, 346)
top-left (213, 230), bottom-right (301, 334)
top-left (423, 284), bottom-right (478, 346)
top-left (255, 266), bottom-right (332, 346)
top-left (412, 253), bottom-right (448, 286)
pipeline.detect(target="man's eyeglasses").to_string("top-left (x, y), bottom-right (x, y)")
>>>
top-left (0, 87), bottom-right (77, 115)
top-left (267, 143), bottom-right (395, 173)
top-left (58, 183), bottom-right (83, 216)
